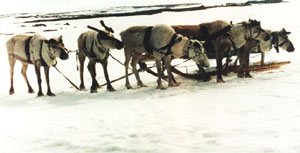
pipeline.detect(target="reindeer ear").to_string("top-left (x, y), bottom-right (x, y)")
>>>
top-left (58, 35), bottom-right (63, 43)
top-left (87, 25), bottom-right (100, 32)
top-left (282, 28), bottom-right (286, 32)
top-left (100, 20), bottom-right (114, 33)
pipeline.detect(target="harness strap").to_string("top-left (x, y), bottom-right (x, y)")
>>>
top-left (82, 37), bottom-right (99, 61)
top-left (39, 41), bottom-right (47, 66)
top-left (271, 33), bottom-right (279, 53)
top-left (25, 36), bottom-right (33, 64)
top-left (208, 25), bottom-right (232, 41)
top-left (228, 36), bottom-right (238, 55)
top-left (143, 26), bottom-right (178, 56)
top-left (154, 33), bottom-right (177, 56)
top-left (143, 26), bottom-right (154, 54)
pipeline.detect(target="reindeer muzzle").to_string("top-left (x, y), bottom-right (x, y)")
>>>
top-left (60, 47), bottom-right (69, 60)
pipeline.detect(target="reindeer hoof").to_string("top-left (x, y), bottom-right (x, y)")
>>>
top-left (217, 78), bottom-right (225, 83)
top-left (90, 87), bottom-right (98, 93)
top-left (156, 86), bottom-right (166, 90)
top-left (47, 92), bottom-right (56, 97)
top-left (169, 82), bottom-right (179, 87)
top-left (245, 73), bottom-right (253, 78)
top-left (138, 82), bottom-right (148, 88)
top-left (237, 73), bottom-right (245, 78)
top-left (9, 88), bottom-right (14, 95)
top-left (79, 85), bottom-right (86, 91)
top-left (107, 87), bottom-right (116, 92)
top-left (37, 92), bottom-right (44, 97)
top-left (126, 84), bottom-right (133, 89)
top-left (28, 88), bottom-right (35, 94)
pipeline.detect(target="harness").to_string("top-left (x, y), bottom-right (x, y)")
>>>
top-left (25, 36), bottom-right (33, 64)
top-left (39, 41), bottom-right (48, 66)
top-left (270, 32), bottom-right (289, 53)
top-left (143, 26), bottom-right (178, 56)
top-left (244, 24), bottom-right (262, 41)
top-left (82, 35), bottom-right (108, 62)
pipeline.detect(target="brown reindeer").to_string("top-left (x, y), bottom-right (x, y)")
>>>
top-left (173, 19), bottom-right (270, 82)
top-left (6, 34), bottom-right (69, 96)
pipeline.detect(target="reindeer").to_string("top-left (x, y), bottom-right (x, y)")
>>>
top-left (173, 19), bottom-right (270, 82)
top-left (6, 34), bottom-right (69, 96)
top-left (78, 21), bottom-right (124, 93)
top-left (120, 24), bottom-right (209, 90)
top-left (237, 28), bottom-right (295, 78)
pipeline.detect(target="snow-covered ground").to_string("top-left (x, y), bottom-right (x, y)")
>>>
top-left (0, 1), bottom-right (300, 153)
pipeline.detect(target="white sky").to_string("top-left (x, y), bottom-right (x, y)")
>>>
top-left (0, 0), bottom-right (249, 14)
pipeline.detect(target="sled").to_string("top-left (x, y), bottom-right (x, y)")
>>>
top-left (170, 61), bottom-right (291, 81)
top-left (102, 53), bottom-right (291, 86)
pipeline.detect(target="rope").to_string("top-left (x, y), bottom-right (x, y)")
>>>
top-left (54, 66), bottom-right (80, 90)
top-left (109, 53), bottom-right (125, 66)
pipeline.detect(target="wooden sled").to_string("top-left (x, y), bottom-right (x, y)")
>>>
top-left (171, 61), bottom-right (291, 81)
top-left (102, 53), bottom-right (290, 86)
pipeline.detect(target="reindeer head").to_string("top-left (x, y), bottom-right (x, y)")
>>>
top-left (187, 39), bottom-right (210, 68)
top-left (87, 20), bottom-right (124, 50)
top-left (272, 28), bottom-right (295, 52)
top-left (45, 35), bottom-right (69, 60)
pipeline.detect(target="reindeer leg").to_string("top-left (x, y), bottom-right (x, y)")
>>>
top-left (101, 58), bottom-right (115, 92)
top-left (245, 49), bottom-right (252, 78)
top-left (261, 52), bottom-right (265, 66)
top-left (237, 49), bottom-right (245, 78)
top-left (155, 57), bottom-right (165, 90)
top-left (131, 55), bottom-right (147, 88)
top-left (87, 60), bottom-right (99, 93)
top-left (21, 63), bottom-right (34, 93)
top-left (78, 51), bottom-right (86, 90)
top-left (216, 52), bottom-right (225, 83)
top-left (9, 57), bottom-right (16, 95)
top-left (164, 55), bottom-right (178, 87)
top-left (34, 63), bottom-right (43, 97)
top-left (44, 66), bottom-right (55, 96)
top-left (124, 49), bottom-right (133, 89)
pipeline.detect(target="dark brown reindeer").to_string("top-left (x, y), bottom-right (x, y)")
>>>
top-left (6, 34), bottom-right (69, 96)
top-left (172, 19), bottom-right (270, 82)
top-left (77, 21), bottom-right (124, 93)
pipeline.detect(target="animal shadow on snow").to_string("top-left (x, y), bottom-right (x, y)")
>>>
top-left (1, 72), bottom-right (255, 107)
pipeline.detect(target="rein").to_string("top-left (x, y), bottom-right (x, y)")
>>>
top-left (143, 26), bottom-right (178, 56)
top-left (53, 66), bottom-right (80, 90)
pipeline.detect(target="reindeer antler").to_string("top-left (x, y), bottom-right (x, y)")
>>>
top-left (87, 25), bottom-right (100, 32)
top-left (100, 20), bottom-right (114, 33)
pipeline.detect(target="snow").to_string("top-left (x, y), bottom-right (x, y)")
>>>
top-left (0, 0), bottom-right (300, 153)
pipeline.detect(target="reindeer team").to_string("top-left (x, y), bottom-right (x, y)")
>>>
top-left (6, 19), bottom-right (295, 96)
